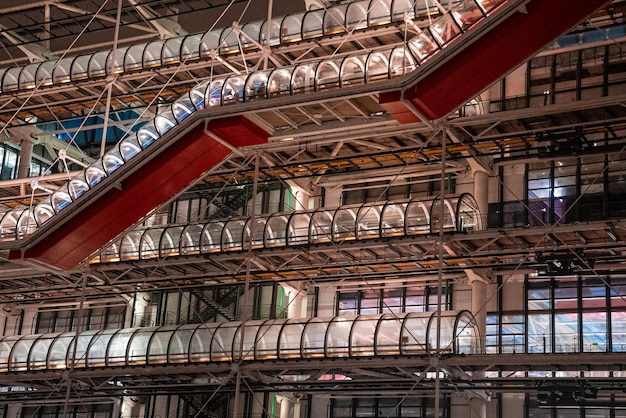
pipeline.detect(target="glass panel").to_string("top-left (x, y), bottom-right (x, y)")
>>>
top-left (29, 335), bottom-right (55, 370)
top-left (161, 226), bottom-right (183, 257)
top-left (341, 55), bottom-right (366, 86)
top-left (51, 186), bottom-right (73, 213)
top-left (86, 330), bottom-right (116, 367)
top-left (288, 211), bottom-right (311, 245)
top-left (68, 178), bottom-right (90, 200)
top-left (390, 46), bottom-right (417, 78)
top-left (406, 200), bottom-right (430, 234)
top-left (169, 325), bottom-right (196, 363)
top-left (71, 55), bottom-right (90, 80)
top-left (120, 135), bottom-right (142, 161)
top-left (34, 200), bottom-right (55, 226)
top-left (292, 64), bottom-right (317, 94)
top-left (162, 37), bottom-right (183, 64)
top-left (244, 217), bottom-right (266, 249)
top-left (316, 59), bottom-right (341, 90)
top-left (333, 206), bottom-right (358, 240)
top-left (612, 311), bottom-right (626, 352)
top-left (259, 17), bottom-right (282, 46)
top-left (430, 197), bottom-right (456, 233)
top-left (233, 323), bottom-right (262, 360)
top-left (84, 160), bottom-right (107, 187)
top-left (222, 219), bottom-right (245, 250)
top-left (324, 4), bottom-right (347, 35)
top-left (392, 0), bottom-right (416, 21)
top-left (366, 51), bottom-right (390, 82)
top-left (428, 314), bottom-right (455, 353)
top-left (19, 63), bottom-right (38, 89)
top-left (528, 313), bottom-right (552, 353)
top-left (408, 32), bottom-right (439, 62)
top-left (172, 95), bottom-right (195, 122)
top-left (303, 10), bottom-right (324, 39)
top-left (369, 0), bottom-right (392, 25)
top-left (207, 78), bottom-right (225, 107)
top-left (222, 75), bottom-right (245, 104)
top-left (265, 214), bottom-right (288, 246)
top-left (148, 327), bottom-right (176, 364)
top-left (88, 51), bottom-right (109, 77)
top-left (137, 124), bottom-right (160, 148)
top-left (219, 27), bottom-right (239, 54)
top-left (107, 329), bottom-right (135, 365)
top-left (68, 330), bottom-right (98, 367)
top-left (107, 46), bottom-right (128, 74)
top-left (143, 41), bottom-right (165, 68)
top-left (190, 324), bottom-right (217, 362)
top-left (53, 57), bottom-right (74, 83)
top-left (120, 231), bottom-right (142, 260)
top-left (201, 222), bottom-right (224, 252)
top-left (302, 319), bottom-right (328, 358)
top-left (350, 316), bottom-right (377, 355)
top-left (381, 202), bottom-right (406, 236)
top-left (36, 61), bottom-right (55, 87)
top-left (430, 14), bottom-right (462, 45)
top-left (17, 209), bottom-right (37, 238)
top-left (180, 224), bottom-right (203, 255)
top-left (310, 210), bottom-right (333, 242)
top-left (256, 322), bottom-right (280, 359)
top-left (0, 210), bottom-right (20, 240)
top-left (357, 203), bottom-right (381, 239)
top-left (453, 0), bottom-right (485, 29)
top-left (140, 228), bottom-right (163, 259)
top-left (376, 314), bottom-right (403, 355)
top-left (190, 82), bottom-right (208, 109)
top-left (346, 1), bottom-right (368, 30)
top-left (457, 194), bottom-right (482, 231)
top-left (125, 43), bottom-right (146, 71)
top-left (402, 313), bottom-right (430, 354)
top-left (245, 70), bottom-right (270, 101)
top-left (241, 21), bottom-right (262, 49)
top-left (281, 13), bottom-right (305, 43)
top-left (48, 334), bottom-right (73, 369)
top-left (476, 0), bottom-right (506, 13)
top-left (326, 317), bottom-right (352, 357)
top-left (279, 319), bottom-right (306, 358)
top-left (199, 30), bottom-right (221, 57)
top-left (103, 149), bottom-right (124, 174)
top-left (155, 109), bottom-right (177, 135)
top-left (212, 323), bottom-right (238, 361)
top-left (128, 328), bottom-right (153, 364)
top-left (182, 33), bottom-right (202, 60)
top-left (10, 336), bottom-right (37, 371)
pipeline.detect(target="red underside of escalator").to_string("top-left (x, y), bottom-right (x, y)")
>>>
top-left (379, 0), bottom-right (610, 122)
top-left (10, 116), bottom-right (268, 270)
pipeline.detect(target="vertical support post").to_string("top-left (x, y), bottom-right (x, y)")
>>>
top-left (435, 127), bottom-right (447, 418)
top-left (17, 137), bottom-right (34, 179)
top-left (232, 150), bottom-right (261, 418)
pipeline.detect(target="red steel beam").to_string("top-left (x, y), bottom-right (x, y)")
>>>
top-left (12, 116), bottom-right (268, 270)
top-left (380, 0), bottom-right (610, 121)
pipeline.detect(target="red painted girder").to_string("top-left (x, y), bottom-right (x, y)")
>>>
top-left (380, 0), bottom-right (610, 121)
top-left (13, 116), bottom-right (268, 270)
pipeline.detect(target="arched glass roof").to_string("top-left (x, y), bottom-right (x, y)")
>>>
top-left (0, 311), bottom-right (479, 373)
top-left (91, 194), bottom-right (482, 263)
top-left (0, 0), bottom-right (504, 245)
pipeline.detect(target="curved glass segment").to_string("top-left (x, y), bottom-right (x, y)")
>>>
top-left (0, 311), bottom-right (479, 373)
top-left (0, 0), bottom-right (505, 243)
top-left (95, 195), bottom-right (482, 263)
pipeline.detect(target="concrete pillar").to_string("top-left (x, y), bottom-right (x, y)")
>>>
top-left (17, 137), bottom-right (34, 178)
top-left (473, 170), bottom-right (489, 229)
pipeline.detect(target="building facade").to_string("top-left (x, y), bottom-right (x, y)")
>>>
top-left (0, 0), bottom-right (624, 417)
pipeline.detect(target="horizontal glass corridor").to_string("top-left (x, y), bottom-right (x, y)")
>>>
top-left (0, 311), bottom-right (479, 373)
top-left (92, 193), bottom-right (482, 263)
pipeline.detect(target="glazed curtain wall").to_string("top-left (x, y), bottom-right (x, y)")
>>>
top-left (0, 0), bottom-right (505, 244)
top-left (0, 311), bottom-right (479, 373)
top-left (91, 194), bottom-right (482, 263)
top-left (486, 277), bottom-right (626, 354)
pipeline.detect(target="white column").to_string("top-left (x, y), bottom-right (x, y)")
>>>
top-left (17, 137), bottom-right (34, 178)
top-left (473, 170), bottom-right (489, 229)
